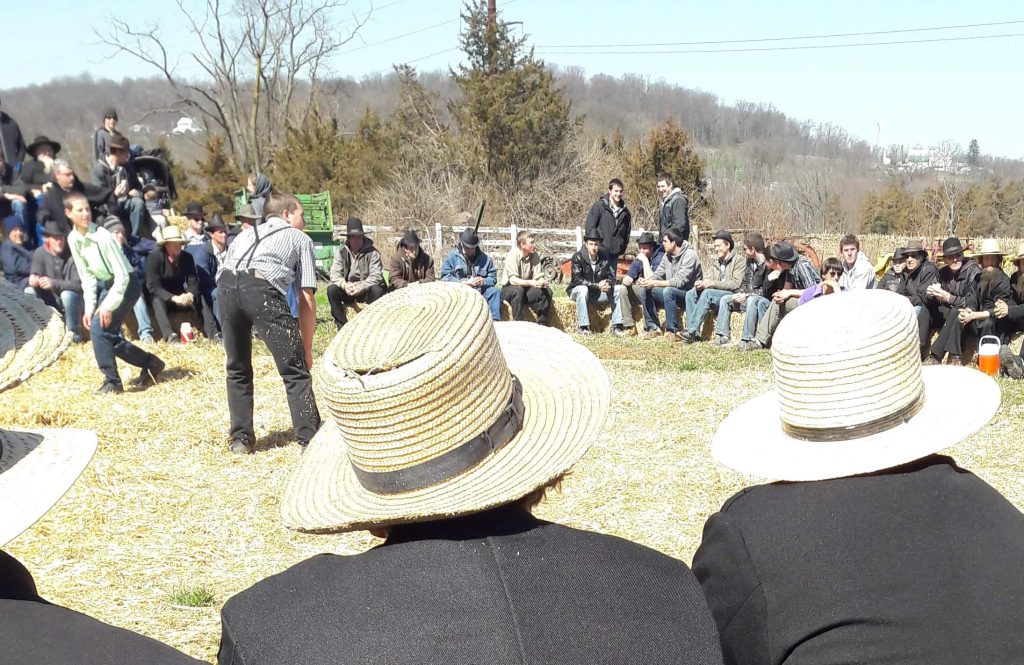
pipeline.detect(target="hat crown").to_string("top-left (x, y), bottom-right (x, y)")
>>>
top-left (976, 238), bottom-right (1003, 255)
top-left (771, 290), bottom-right (924, 437)
top-left (320, 283), bottom-right (513, 483)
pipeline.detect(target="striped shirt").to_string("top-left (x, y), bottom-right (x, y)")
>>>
top-left (217, 217), bottom-right (317, 296)
top-left (68, 223), bottom-right (134, 316)
top-left (790, 256), bottom-right (822, 290)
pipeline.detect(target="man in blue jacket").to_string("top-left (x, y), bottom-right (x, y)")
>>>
top-left (620, 231), bottom-right (664, 337)
top-left (440, 227), bottom-right (501, 320)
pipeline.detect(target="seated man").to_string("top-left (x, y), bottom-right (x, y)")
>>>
top-left (388, 228), bottom-right (435, 289)
top-left (713, 232), bottom-right (766, 347)
top-left (797, 256), bottom-right (845, 303)
top-left (568, 229), bottom-right (629, 336)
top-left (695, 289), bottom-right (1022, 665)
top-left (185, 214), bottom-right (228, 330)
top-left (682, 230), bottom-right (744, 343)
top-left (146, 225), bottom-right (217, 342)
top-left (106, 216), bottom-right (156, 344)
top-left (837, 233), bottom-right (876, 290)
top-left (19, 135), bottom-right (60, 199)
top-left (234, 203), bottom-right (257, 232)
top-left (875, 247), bottom-right (907, 292)
top-left (90, 135), bottom-right (147, 238)
top-left (0, 151), bottom-right (30, 235)
top-left (901, 240), bottom-right (941, 358)
top-left (997, 243), bottom-right (1024, 378)
top-left (218, 282), bottom-right (725, 665)
top-left (620, 231), bottom-right (664, 338)
top-left (734, 246), bottom-right (785, 350)
top-left (501, 230), bottom-right (552, 325)
top-left (440, 227), bottom-right (501, 321)
top-left (93, 107), bottom-right (120, 162)
top-left (327, 218), bottom-right (385, 330)
top-left (0, 285), bottom-right (202, 664)
top-left (952, 239), bottom-right (1013, 359)
top-left (740, 241), bottom-right (820, 351)
top-left (36, 158), bottom-right (111, 235)
top-left (1, 216), bottom-right (33, 292)
top-left (29, 219), bottom-right (84, 342)
top-left (922, 237), bottom-right (981, 365)
top-left (636, 228), bottom-right (701, 342)
top-left (182, 202), bottom-right (207, 245)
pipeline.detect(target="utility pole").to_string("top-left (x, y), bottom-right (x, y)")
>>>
top-left (487, 0), bottom-right (496, 75)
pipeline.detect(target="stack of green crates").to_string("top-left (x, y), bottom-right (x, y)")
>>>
top-left (296, 192), bottom-right (335, 277)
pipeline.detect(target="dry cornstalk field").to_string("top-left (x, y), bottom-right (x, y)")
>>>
top-left (4, 319), bottom-right (1024, 663)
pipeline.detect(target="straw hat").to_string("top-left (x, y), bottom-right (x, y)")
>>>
top-left (1012, 242), bottom-right (1024, 263)
top-left (974, 238), bottom-right (1005, 257)
top-left (712, 289), bottom-right (999, 481)
top-left (282, 281), bottom-right (610, 532)
top-left (0, 280), bottom-right (97, 546)
top-left (157, 225), bottom-right (185, 245)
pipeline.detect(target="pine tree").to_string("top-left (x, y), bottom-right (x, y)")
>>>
top-left (448, 1), bottom-right (578, 187)
top-left (967, 139), bottom-right (980, 166)
top-left (177, 134), bottom-right (244, 215)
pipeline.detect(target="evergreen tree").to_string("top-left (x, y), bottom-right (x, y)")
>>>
top-left (448, 1), bottom-right (578, 187)
top-left (177, 134), bottom-right (244, 216)
top-left (967, 139), bottom-right (980, 166)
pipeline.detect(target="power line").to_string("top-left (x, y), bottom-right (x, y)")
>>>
top-left (343, 0), bottom-right (518, 55)
top-left (536, 18), bottom-right (1024, 49)
top-left (538, 32), bottom-right (1024, 56)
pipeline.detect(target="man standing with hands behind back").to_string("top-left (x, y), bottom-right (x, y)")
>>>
top-left (216, 191), bottom-right (320, 455)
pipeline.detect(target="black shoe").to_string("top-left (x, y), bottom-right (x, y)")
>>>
top-left (164, 334), bottom-right (181, 345)
top-left (1000, 345), bottom-right (1024, 380)
top-left (96, 381), bottom-right (123, 394)
top-left (131, 357), bottom-right (166, 388)
top-left (683, 331), bottom-right (700, 344)
top-left (229, 439), bottom-right (255, 455)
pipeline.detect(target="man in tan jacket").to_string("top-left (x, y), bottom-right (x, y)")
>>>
top-left (501, 231), bottom-right (552, 325)
top-left (682, 230), bottom-right (746, 343)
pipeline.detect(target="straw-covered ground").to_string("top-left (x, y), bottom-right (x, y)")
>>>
top-left (4, 302), bottom-right (1024, 663)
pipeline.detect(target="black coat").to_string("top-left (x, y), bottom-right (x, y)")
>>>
top-left (0, 551), bottom-right (203, 664)
top-left (91, 158), bottom-right (143, 211)
top-left (900, 259), bottom-right (940, 308)
top-left (0, 111), bottom-right (25, 164)
top-left (658, 189), bottom-right (690, 241)
top-left (146, 246), bottom-right (201, 302)
top-left (936, 259), bottom-right (981, 308)
top-left (568, 248), bottom-right (616, 293)
top-left (693, 455), bottom-right (1024, 665)
top-left (0, 161), bottom-right (27, 198)
top-left (36, 178), bottom-right (113, 231)
top-left (18, 159), bottom-right (50, 190)
top-left (218, 506), bottom-right (725, 665)
top-left (584, 193), bottom-right (632, 258)
top-left (0, 239), bottom-right (33, 288)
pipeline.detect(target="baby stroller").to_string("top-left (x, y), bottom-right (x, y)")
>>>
top-left (132, 148), bottom-right (178, 231)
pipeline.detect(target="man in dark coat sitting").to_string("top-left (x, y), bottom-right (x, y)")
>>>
top-left (217, 282), bottom-right (725, 665)
top-left (146, 225), bottom-right (217, 342)
top-left (693, 289), bottom-right (1023, 665)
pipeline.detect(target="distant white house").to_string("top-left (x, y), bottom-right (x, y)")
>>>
top-left (130, 123), bottom-right (151, 134)
top-left (171, 117), bottom-right (204, 135)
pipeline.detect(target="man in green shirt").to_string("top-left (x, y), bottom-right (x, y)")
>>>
top-left (66, 193), bottom-right (164, 393)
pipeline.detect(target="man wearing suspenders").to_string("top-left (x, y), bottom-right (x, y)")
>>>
top-left (216, 192), bottom-right (321, 455)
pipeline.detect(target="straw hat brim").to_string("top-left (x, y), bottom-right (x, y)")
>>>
top-left (0, 428), bottom-right (97, 546)
top-left (282, 322), bottom-right (610, 533)
top-left (0, 281), bottom-right (72, 392)
top-left (711, 366), bottom-right (1000, 481)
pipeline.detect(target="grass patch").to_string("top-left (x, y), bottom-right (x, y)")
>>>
top-left (678, 361), bottom-right (699, 371)
top-left (169, 586), bottom-right (215, 608)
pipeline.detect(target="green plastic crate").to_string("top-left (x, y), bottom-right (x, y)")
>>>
top-left (296, 192), bottom-right (333, 232)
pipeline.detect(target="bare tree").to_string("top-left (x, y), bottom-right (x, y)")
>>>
top-left (97, 0), bottom-right (371, 172)
top-left (932, 140), bottom-right (962, 170)
top-left (787, 168), bottom-right (846, 233)
top-left (924, 176), bottom-right (977, 236)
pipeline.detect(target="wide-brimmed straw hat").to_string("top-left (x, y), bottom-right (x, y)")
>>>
top-left (712, 289), bottom-right (999, 481)
top-left (157, 225), bottom-right (185, 245)
top-left (974, 238), bottom-right (1005, 257)
top-left (0, 280), bottom-right (96, 546)
top-left (1012, 242), bottom-right (1024, 263)
top-left (282, 281), bottom-right (610, 532)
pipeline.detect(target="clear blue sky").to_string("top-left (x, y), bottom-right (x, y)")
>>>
top-left (4, 0), bottom-right (1023, 158)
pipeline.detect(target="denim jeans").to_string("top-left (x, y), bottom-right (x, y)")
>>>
top-left (133, 291), bottom-right (154, 340)
top-left (685, 288), bottom-right (731, 336)
top-left (120, 196), bottom-right (147, 237)
top-left (741, 295), bottom-right (770, 342)
top-left (570, 285), bottom-right (623, 329)
top-left (90, 276), bottom-right (158, 387)
top-left (61, 291), bottom-right (84, 341)
top-left (715, 294), bottom-right (740, 339)
top-left (478, 285), bottom-right (502, 321)
top-left (641, 287), bottom-right (666, 331)
top-left (662, 287), bottom-right (690, 333)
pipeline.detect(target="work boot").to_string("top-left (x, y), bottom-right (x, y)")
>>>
top-left (1000, 345), bottom-right (1024, 380)
top-left (130, 357), bottom-right (166, 388)
top-left (229, 438), bottom-right (255, 455)
top-left (96, 381), bottom-right (123, 394)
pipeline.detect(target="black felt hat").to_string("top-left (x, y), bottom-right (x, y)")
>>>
top-left (345, 218), bottom-right (365, 236)
top-left (459, 227), bottom-right (479, 248)
top-left (636, 231), bottom-right (657, 245)
top-left (400, 228), bottom-right (421, 248)
top-left (583, 229), bottom-right (603, 242)
top-left (26, 135), bottom-right (61, 158)
top-left (768, 241), bottom-right (799, 264)
top-left (184, 202), bottom-right (204, 218)
top-left (206, 214), bottom-right (226, 231)
top-left (41, 220), bottom-right (67, 237)
top-left (941, 237), bottom-right (965, 256)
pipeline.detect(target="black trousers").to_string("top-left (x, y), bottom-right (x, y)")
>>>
top-left (326, 283), bottom-right (385, 328)
top-left (220, 271), bottom-right (321, 446)
top-left (916, 303), bottom-right (943, 358)
top-left (152, 291), bottom-right (218, 340)
top-left (501, 285), bottom-right (551, 324)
